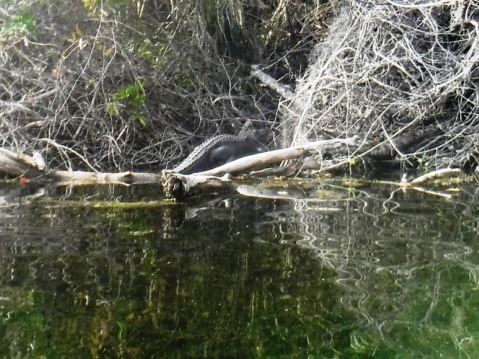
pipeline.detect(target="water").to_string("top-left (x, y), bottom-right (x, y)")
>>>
top-left (0, 180), bottom-right (478, 358)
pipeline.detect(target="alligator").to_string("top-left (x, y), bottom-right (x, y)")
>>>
top-left (172, 132), bottom-right (267, 174)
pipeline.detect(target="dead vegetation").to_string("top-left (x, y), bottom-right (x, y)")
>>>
top-left (280, 0), bottom-right (479, 174)
top-left (0, 0), bottom-right (301, 172)
top-left (0, 0), bottom-right (478, 184)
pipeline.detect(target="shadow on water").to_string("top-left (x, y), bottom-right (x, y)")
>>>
top-left (0, 181), bottom-right (478, 358)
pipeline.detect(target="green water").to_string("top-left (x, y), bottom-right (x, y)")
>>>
top-left (0, 182), bottom-right (478, 358)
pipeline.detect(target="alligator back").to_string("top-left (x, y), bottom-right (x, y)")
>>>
top-left (173, 134), bottom-right (266, 174)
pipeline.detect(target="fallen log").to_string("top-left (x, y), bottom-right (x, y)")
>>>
top-left (0, 137), bottom-right (357, 199)
top-left (160, 137), bottom-right (360, 198)
top-left (193, 137), bottom-right (359, 176)
top-left (1, 135), bottom-right (473, 200)
top-left (53, 171), bottom-right (161, 186)
top-left (161, 171), bottom-right (235, 200)
top-left (0, 148), bottom-right (45, 176)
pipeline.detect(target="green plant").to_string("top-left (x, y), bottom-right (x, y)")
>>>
top-left (1, 12), bottom-right (36, 40)
top-left (106, 81), bottom-right (148, 126)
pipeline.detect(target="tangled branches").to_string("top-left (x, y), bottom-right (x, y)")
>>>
top-left (284, 0), bottom-right (479, 171)
top-left (0, 0), bottom-right (278, 172)
top-left (4, 0), bottom-right (475, 176)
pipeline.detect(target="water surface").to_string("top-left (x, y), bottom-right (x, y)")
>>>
top-left (0, 181), bottom-right (478, 358)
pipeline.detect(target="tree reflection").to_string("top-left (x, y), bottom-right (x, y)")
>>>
top-left (0, 184), bottom-right (478, 357)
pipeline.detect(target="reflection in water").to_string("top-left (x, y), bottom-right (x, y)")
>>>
top-left (269, 184), bottom-right (479, 358)
top-left (0, 182), bottom-right (478, 357)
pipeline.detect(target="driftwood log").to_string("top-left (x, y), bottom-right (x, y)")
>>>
top-left (0, 135), bottom-right (474, 200)
top-left (0, 138), bottom-right (356, 198)
top-left (161, 137), bottom-right (359, 198)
